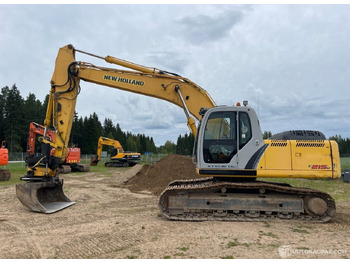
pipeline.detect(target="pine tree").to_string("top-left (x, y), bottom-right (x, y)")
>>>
top-left (2, 85), bottom-right (25, 152)
top-left (21, 93), bottom-right (44, 150)
top-left (103, 118), bottom-right (115, 137)
top-left (126, 136), bottom-right (137, 152)
top-left (115, 123), bottom-right (126, 146)
top-left (0, 86), bottom-right (7, 140)
top-left (263, 131), bottom-right (272, 139)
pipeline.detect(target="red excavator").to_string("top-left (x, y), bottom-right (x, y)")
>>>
top-left (26, 122), bottom-right (90, 174)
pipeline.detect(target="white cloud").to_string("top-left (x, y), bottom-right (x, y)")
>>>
top-left (1, 4), bottom-right (349, 146)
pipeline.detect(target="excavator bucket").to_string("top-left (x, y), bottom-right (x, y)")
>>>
top-left (16, 179), bottom-right (75, 214)
top-left (90, 155), bottom-right (99, 166)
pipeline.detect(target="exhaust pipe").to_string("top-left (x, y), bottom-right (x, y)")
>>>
top-left (16, 178), bottom-right (75, 214)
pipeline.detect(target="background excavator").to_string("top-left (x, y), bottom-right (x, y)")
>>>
top-left (16, 45), bottom-right (340, 222)
top-left (0, 141), bottom-right (11, 181)
top-left (90, 136), bottom-right (141, 167)
top-left (27, 122), bottom-right (90, 174)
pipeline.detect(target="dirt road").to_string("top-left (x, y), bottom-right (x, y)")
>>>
top-left (0, 157), bottom-right (349, 259)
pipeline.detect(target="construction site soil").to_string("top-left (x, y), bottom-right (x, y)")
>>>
top-left (124, 154), bottom-right (199, 196)
top-left (0, 154), bottom-right (349, 259)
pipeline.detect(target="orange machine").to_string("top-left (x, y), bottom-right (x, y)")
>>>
top-left (27, 122), bottom-right (89, 173)
top-left (0, 141), bottom-right (11, 181)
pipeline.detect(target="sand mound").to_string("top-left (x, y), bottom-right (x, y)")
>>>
top-left (124, 154), bottom-right (199, 196)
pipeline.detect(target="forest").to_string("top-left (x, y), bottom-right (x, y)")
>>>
top-left (1, 84), bottom-right (349, 156)
top-left (0, 84), bottom-right (194, 155)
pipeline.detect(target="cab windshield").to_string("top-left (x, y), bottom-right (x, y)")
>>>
top-left (203, 111), bottom-right (237, 163)
top-left (202, 111), bottom-right (252, 164)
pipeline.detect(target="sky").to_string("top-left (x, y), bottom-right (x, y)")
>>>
top-left (1, 4), bottom-right (349, 146)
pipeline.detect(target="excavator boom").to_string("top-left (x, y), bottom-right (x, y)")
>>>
top-left (90, 136), bottom-right (140, 167)
top-left (16, 45), bottom-right (340, 221)
top-left (17, 44), bottom-right (215, 213)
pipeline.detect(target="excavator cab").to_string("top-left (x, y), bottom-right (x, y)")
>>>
top-left (16, 45), bottom-right (339, 221)
top-left (16, 142), bottom-right (75, 213)
top-left (196, 105), bottom-right (266, 178)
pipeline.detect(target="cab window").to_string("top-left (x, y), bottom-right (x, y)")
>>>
top-left (239, 112), bottom-right (252, 149)
top-left (203, 111), bottom-right (237, 163)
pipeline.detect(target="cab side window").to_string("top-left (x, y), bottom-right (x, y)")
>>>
top-left (239, 112), bottom-right (252, 149)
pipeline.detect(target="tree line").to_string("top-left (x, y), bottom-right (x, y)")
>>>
top-left (329, 135), bottom-right (350, 156)
top-left (0, 84), bottom-right (194, 155)
top-left (1, 84), bottom-right (349, 156)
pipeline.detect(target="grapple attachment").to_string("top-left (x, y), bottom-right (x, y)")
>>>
top-left (90, 155), bottom-right (99, 166)
top-left (16, 179), bottom-right (75, 213)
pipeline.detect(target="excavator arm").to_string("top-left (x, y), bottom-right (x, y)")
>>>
top-left (27, 122), bottom-right (56, 157)
top-left (43, 45), bottom-right (215, 172)
top-left (16, 44), bottom-right (339, 222)
top-left (48, 45), bottom-right (215, 155)
top-left (90, 136), bottom-right (124, 165)
top-left (16, 44), bottom-right (216, 213)
top-left (90, 136), bottom-right (140, 167)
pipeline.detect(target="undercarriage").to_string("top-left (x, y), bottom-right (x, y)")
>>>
top-left (159, 177), bottom-right (335, 222)
top-left (105, 160), bottom-right (138, 167)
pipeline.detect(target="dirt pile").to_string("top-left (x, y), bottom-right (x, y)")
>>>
top-left (124, 154), bottom-right (199, 196)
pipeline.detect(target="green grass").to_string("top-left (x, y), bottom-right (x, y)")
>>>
top-left (259, 176), bottom-right (350, 202)
top-left (292, 228), bottom-right (310, 234)
top-left (0, 159), bottom-right (119, 186)
top-left (0, 162), bottom-right (26, 186)
top-left (2, 157), bottom-right (350, 203)
top-left (227, 239), bottom-right (239, 248)
top-left (341, 157), bottom-right (350, 169)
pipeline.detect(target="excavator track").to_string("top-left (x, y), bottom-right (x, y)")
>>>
top-left (105, 161), bottom-right (138, 167)
top-left (159, 178), bottom-right (335, 222)
top-left (70, 164), bottom-right (90, 172)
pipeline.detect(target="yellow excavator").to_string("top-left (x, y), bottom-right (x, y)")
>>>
top-left (90, 136), bottom-right (141, 167)
top-left (16, 45), bottom-right (340, 222)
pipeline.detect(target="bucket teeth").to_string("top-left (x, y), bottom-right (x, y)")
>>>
top-left (16, 179), bottom-right (75, 214)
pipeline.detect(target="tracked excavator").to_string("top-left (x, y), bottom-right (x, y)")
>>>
top-left (27, 122), bottom-right (90, 173)
top-left (90, 136), bottom-right (141, 167)
top-left (16, 45), bottom-right (340, 222)
top-left (0, 141), bottom-right (11, 181)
